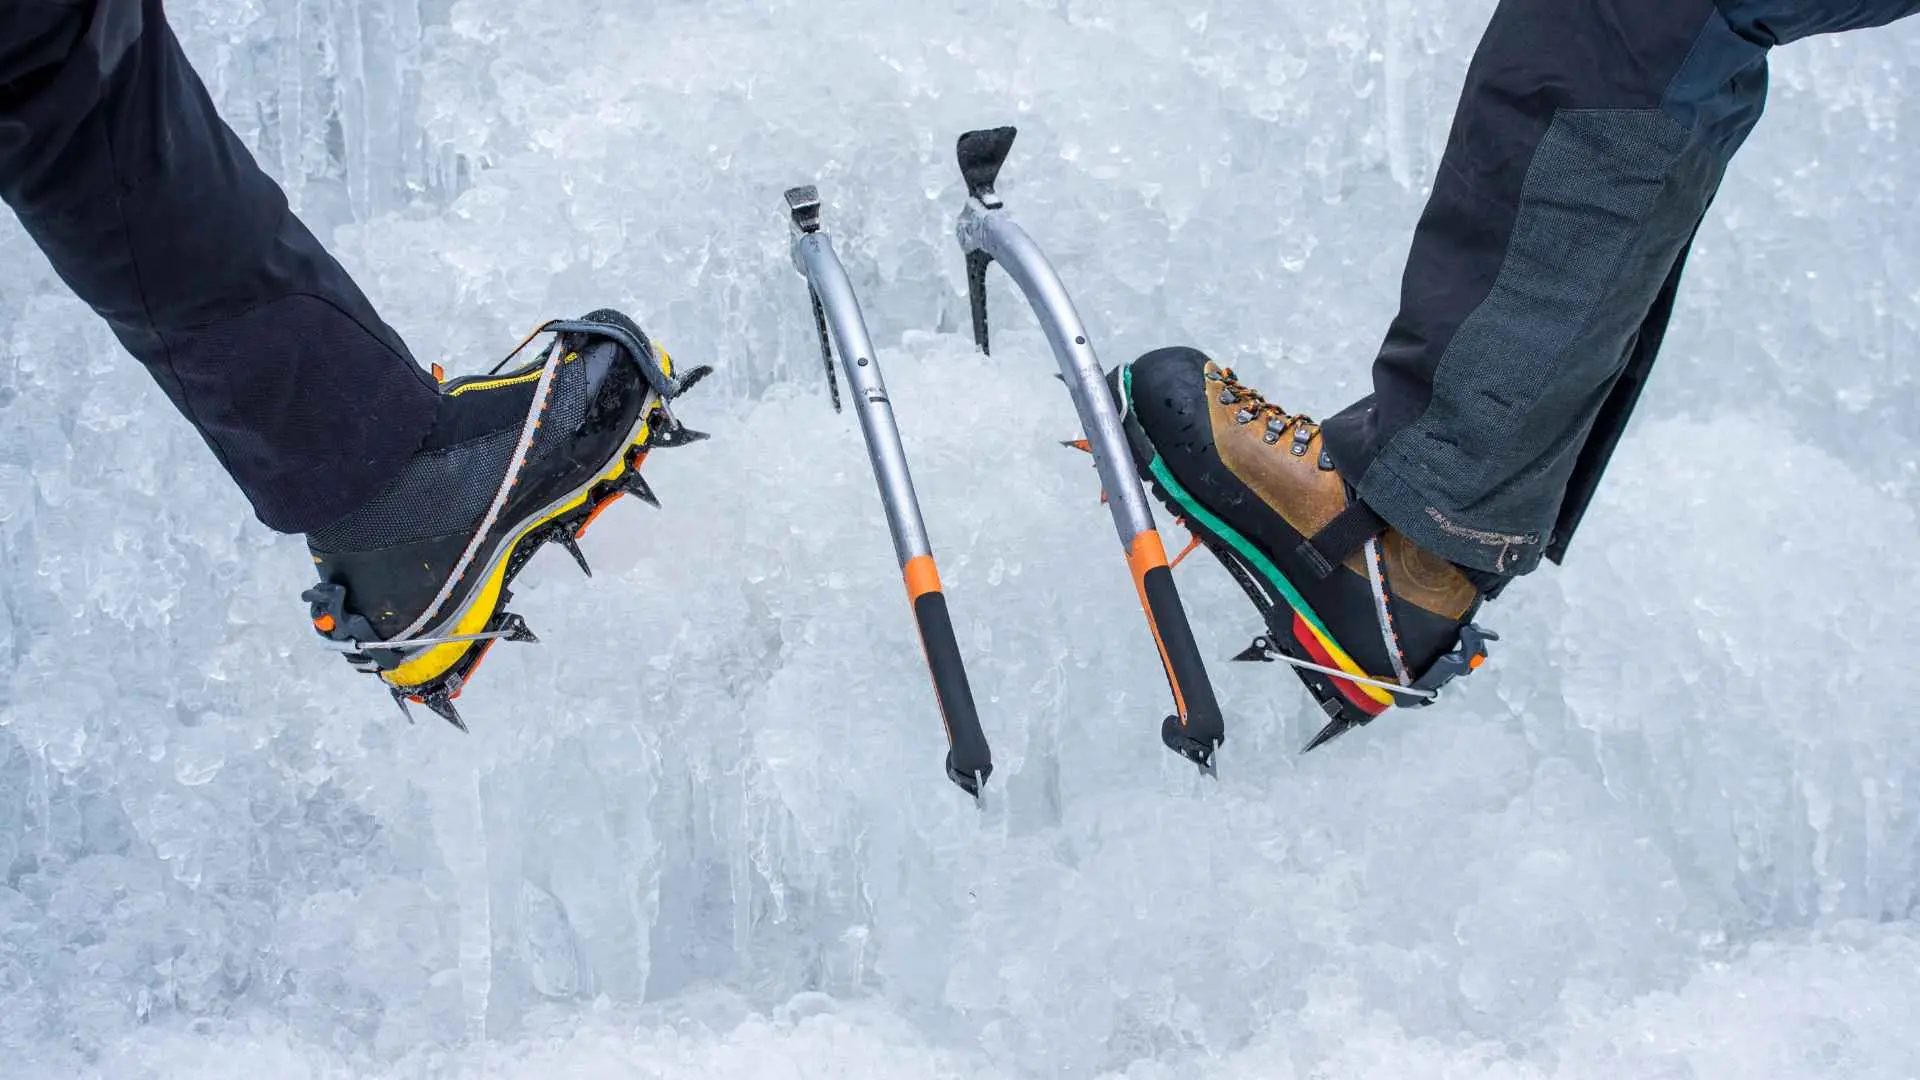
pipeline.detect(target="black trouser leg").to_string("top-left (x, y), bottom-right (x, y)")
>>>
top-left (1320, 0), bottom-right (1920, 575)
top-left (0, 0), bottom-right (438, 533)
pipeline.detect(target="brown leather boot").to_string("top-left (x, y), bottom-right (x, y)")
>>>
top-left (1112, 347), bottom-right (1497, 750)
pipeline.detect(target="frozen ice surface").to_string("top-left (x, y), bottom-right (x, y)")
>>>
top-left (3, 0), bottom-right (1920, 1076)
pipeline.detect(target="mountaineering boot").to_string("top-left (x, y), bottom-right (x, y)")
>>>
top-left (300, 309), bottom-right (710, 729)
top-left (1110, 347), bottom-right (1496, 751)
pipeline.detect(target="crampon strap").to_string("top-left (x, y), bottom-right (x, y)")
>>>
top-left (535, 318), bottom-right (708, 401)
top-left (1295, 500), bottom-right (1388, 579)
top-left (303, 581), bottom-right (522, 672)
top-left (1208, 523), bottom-right (1497, 708)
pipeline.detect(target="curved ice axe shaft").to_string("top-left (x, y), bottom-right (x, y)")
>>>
top-left (952, 127), bottom-right (1225, 773)
top-left (784, 185), bottom-right (993, 798)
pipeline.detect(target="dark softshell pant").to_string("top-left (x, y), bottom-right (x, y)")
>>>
top-left (1322, 0), bottom-right (1920, 576)
top-left (5, 2), bottom-right (1915, 558)
top-left (0, 0), bottom-right (437, 533)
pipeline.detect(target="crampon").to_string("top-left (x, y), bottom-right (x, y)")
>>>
top-left (301, 311), bottom-right (710, 730)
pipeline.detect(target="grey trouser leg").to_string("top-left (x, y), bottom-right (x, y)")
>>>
top-left (1320, 0), bottom-right (1920, 575)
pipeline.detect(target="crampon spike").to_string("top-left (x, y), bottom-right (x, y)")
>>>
top-left (389, 688), bottom-right (416, 723)
top-left (1170, 530), bottom-right (1205, 569)
top-left (556, 532), bottom-right (593, 577)
top-left (422, 691), bottom-right (467, 733)
top-left (675, 364), bottom-right (715, 396)
top-left (1301, 715), bottom-right (1362, 754)
top-left (623, 472), bottom-right (661, 508)
top-left (657, 424), bottom-right (710, 447)
top-left (499, 612), bottom-right (539, 644)
top-left (647, 395), bottom-right (712, 450)
top-left (1231, 636), bottom-right (1276, 663)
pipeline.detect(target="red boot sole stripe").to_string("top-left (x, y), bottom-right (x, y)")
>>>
top-left (1292, 612), bottom-right (1390, 717)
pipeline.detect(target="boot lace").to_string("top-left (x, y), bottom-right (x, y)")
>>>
top-left (1212, 366), bottom-right (1315, 449)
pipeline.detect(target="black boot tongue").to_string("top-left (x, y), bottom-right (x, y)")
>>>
top-left (423, 375), bottom-right (537, 451)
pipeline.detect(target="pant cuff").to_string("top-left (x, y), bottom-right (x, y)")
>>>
top-left (1353, 454), bottom-right (1549, 577)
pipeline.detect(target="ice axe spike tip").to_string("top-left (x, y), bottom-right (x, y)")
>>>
top-left (1160, 715), bottom-right (1219, 777)
top-left (947, 761), bottom-right (987, 801)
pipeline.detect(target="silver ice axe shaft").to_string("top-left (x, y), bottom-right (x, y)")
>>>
top-left (784, 185), bottom-right (993, 798)
top-left (951, 127), bottom-right (1225, 773)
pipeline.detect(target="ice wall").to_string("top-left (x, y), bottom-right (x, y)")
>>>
top-left (2, 1), bottom-right (1918, 1076)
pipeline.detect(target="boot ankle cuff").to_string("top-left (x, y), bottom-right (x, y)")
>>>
top-left (1456, 564), bottom-right (1514, 601)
